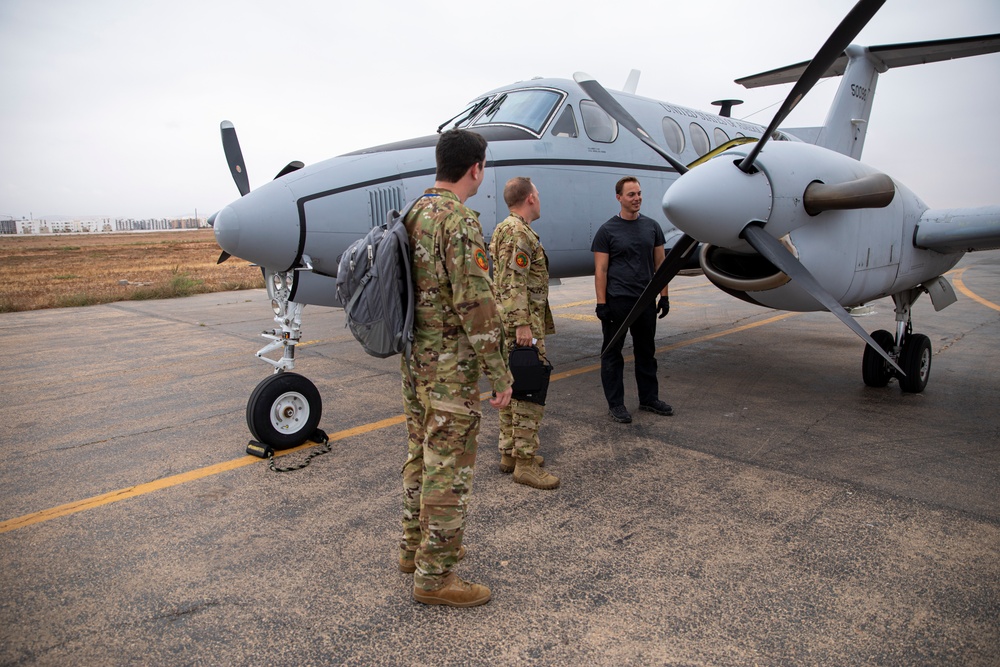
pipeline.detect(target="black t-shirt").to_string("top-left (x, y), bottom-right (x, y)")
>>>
top-left (591, 213), bottom-right (666, 299)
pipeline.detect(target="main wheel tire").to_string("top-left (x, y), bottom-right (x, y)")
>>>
top-left (898, 333), bottom-right (931, 394)
top-left (862, 329), bottom-right (895, 388)
top-left (246, 372), bottom-right (322, 449)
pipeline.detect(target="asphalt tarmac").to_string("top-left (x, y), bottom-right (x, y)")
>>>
top-left (2, 253), bottom-right (998, 666)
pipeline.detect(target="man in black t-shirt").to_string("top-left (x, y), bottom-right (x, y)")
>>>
top-left (591, 176), bottom-right (674, 424)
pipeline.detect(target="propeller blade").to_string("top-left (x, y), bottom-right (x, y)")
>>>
top-left (601, 234), bottom-right (700, 356)
top-left (275, 161), bottom-right (304, 179)
top-left (220, 120), bottom-right (250, 197)
top-left (738, 0), bottom-right (886, 173)
top-left (740, 223), bottom-right (903, 375)
top-left (573, 72), bottom-right (688, 175)
top-left (207, 211), bottom-right (217, 227)
top-left (217, 250), bottom-right (231, 264)
top-left (803, 173), bottom-right (895, 215)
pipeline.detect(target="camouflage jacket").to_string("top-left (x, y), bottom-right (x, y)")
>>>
top-left (403, 188), bottom-right (513, 415)
top-left (489, 213), bottom-right (555, 339)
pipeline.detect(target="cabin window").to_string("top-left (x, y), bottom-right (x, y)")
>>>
top-left (661, 117), bottom-right (685, 154)
top-left (580, 100), bottom-right (618, 143)
top-left (690, 122), bottom-right (710, 156)
top-left (471, 88), bottom-right (563, 135)
top-left (713, 127), bottom-right (730, 147)
top-left (550, 104), bottom-right (579, 138)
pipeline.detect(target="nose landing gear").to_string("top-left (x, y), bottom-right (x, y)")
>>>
top-left (245, 268), bottom-right (324, 449)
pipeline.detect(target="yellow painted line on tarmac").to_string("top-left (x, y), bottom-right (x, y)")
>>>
top-left (951, 267), bottom-right (1000, 312)
top-left (1, 311), bottom-right (794, 535)
top-left (549, 311), bottom-right (799, 382)
top-left (552, 281), bottom-right (712, 311)
top-left (559, 313), bottom-right (600, 322)
top-left (0, 415), bottom-right (405, 535)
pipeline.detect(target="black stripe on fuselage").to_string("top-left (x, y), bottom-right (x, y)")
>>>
top-left (291, 136), bottom-right (680, 273)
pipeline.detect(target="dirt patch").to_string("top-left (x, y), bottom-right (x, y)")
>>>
top-left (0, 230), bottom-right (263, 312)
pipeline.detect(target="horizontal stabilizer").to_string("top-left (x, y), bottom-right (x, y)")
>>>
top-left (737, 33), bottom-right (1000, 89)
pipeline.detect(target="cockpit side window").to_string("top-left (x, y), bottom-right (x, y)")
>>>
top-left (580, 100), bottom-right (618, 143)
top-left (470, 89), bottom-right (564, 135)
top-left (550, 104), bottom-right (578, 138)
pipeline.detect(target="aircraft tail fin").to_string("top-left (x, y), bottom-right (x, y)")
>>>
top-left (623, 69), bottom-right (641, 94)
top-left (737, 34), bottom-right (1000, 159)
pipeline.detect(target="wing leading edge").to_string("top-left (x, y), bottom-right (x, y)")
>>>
top-left (915, 206), bottom-right (1000, 254)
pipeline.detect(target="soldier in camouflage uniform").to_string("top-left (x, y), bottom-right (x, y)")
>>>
top-left (489, 177), bottom-right (559, 490)
top-left (398, 129), bottom-right (513, 608)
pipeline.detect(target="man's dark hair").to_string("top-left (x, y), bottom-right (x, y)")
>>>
top-left (503, 176), bottom-right (534, 208)
top-left (436, 129), bottom-right (488, 183)
top-left (615, 175), bottom-right (639, 196)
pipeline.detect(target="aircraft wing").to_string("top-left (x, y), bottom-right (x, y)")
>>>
top-left (915, 206), bottom-right (1000, 254)
top-left (737, 33), bottom-right (1000, 88)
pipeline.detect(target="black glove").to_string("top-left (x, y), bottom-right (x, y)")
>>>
top-left (596, 304), bottom-right (611, 322)
top-left (657, 295), bottom-right (670, 319)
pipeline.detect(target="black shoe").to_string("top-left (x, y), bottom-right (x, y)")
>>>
top-left (609, 405), bottom-right (632, 423)
top-left (639, 400), bottom-right (674, 416)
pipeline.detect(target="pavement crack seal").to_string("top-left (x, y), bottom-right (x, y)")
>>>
top-left (1, 313), bottom-right (798, 535)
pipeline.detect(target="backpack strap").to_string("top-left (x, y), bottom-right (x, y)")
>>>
top-left (393, 198), bottom-right (421, 393)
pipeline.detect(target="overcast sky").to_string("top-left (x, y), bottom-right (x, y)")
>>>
top-left (1, 0), bottom-right (998, 221)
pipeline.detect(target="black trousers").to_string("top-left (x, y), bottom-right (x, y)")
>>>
top-left (600, 296), bottom-right (659, 408)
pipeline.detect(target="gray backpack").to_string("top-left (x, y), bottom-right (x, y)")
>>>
top-left (335, 199), bottom-right (417, 361)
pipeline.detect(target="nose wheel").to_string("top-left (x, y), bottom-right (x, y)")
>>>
top-left (246, 372), bottom-right (322, 449)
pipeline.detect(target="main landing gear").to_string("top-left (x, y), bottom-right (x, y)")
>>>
top-left (246, 269), bottom-right (323, 448)
top-left (861, 288), bottom-right (932, 393)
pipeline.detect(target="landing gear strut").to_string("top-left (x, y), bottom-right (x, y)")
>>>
top-left (246, 269), bottom-right (323, 448)
top-left (861, 288), bottom-right (931, 393)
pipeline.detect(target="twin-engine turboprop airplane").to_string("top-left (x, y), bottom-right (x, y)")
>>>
top-left (212, 0), bottom-right (1000, 449)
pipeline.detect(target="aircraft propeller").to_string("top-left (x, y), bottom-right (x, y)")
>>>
top-left (221, 120), bottom-right (250, 197)
top-left (576, 0), bottom-right (903, 375)
top-left (213, 121), bottom-right (304, 264)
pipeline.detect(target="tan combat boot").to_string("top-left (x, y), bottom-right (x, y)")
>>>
top-left (399, 545), bottom-right (466, 573)
top-left (513, 457), bottom-right (560, 489)
top-left (499, 450), bottom-right (545, 474)
top-left (413, 573), bottom-right (491, 607)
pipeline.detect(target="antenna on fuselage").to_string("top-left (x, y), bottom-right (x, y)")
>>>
top-left (711, 99), bottom-right (743, 118)
top-left (623, 69), bottom-right (641, 94)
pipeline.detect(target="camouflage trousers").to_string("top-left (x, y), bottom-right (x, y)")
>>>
top-left (401, 382), bottom-right (481, 591)
top-left (498, 336), bottom-right (546, 460)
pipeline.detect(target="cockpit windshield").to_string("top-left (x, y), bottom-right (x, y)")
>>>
top-left (440, 88), bottom-right (565, 137)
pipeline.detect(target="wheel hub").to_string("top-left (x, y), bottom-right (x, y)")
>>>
top-left (271, 391), bottom-right (309, 433)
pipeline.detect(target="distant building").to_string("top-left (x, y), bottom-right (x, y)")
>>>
top-left (114, 217), bottom-right (202, 231)
top-left (4, 216), bottom-right (206, 234)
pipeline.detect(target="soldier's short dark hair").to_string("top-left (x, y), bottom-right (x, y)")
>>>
top-left (436, 129), bottom-right (488, 183)
top-left (615, 175), bottom-right (639, 196)
top-left (503, 177), bottom-right (534, 208)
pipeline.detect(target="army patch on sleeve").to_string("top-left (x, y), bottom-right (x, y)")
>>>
top-left (475, 248), bottom-right (490, 272)
top-left (515, 251), bottom-right (529, 269)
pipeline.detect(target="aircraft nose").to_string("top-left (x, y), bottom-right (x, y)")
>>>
top-left (210, 182), bottom-right (301, 271)
top-left (213, 205), bottom-right (240, 256)
top-left (663, 157), bottom-right (773, 250)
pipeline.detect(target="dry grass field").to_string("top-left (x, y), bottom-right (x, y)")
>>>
top-left (0, 229), bottom-right (264, 312)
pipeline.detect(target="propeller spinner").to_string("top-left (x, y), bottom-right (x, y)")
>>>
top-left (578, 0), bottom-right (902, 375)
